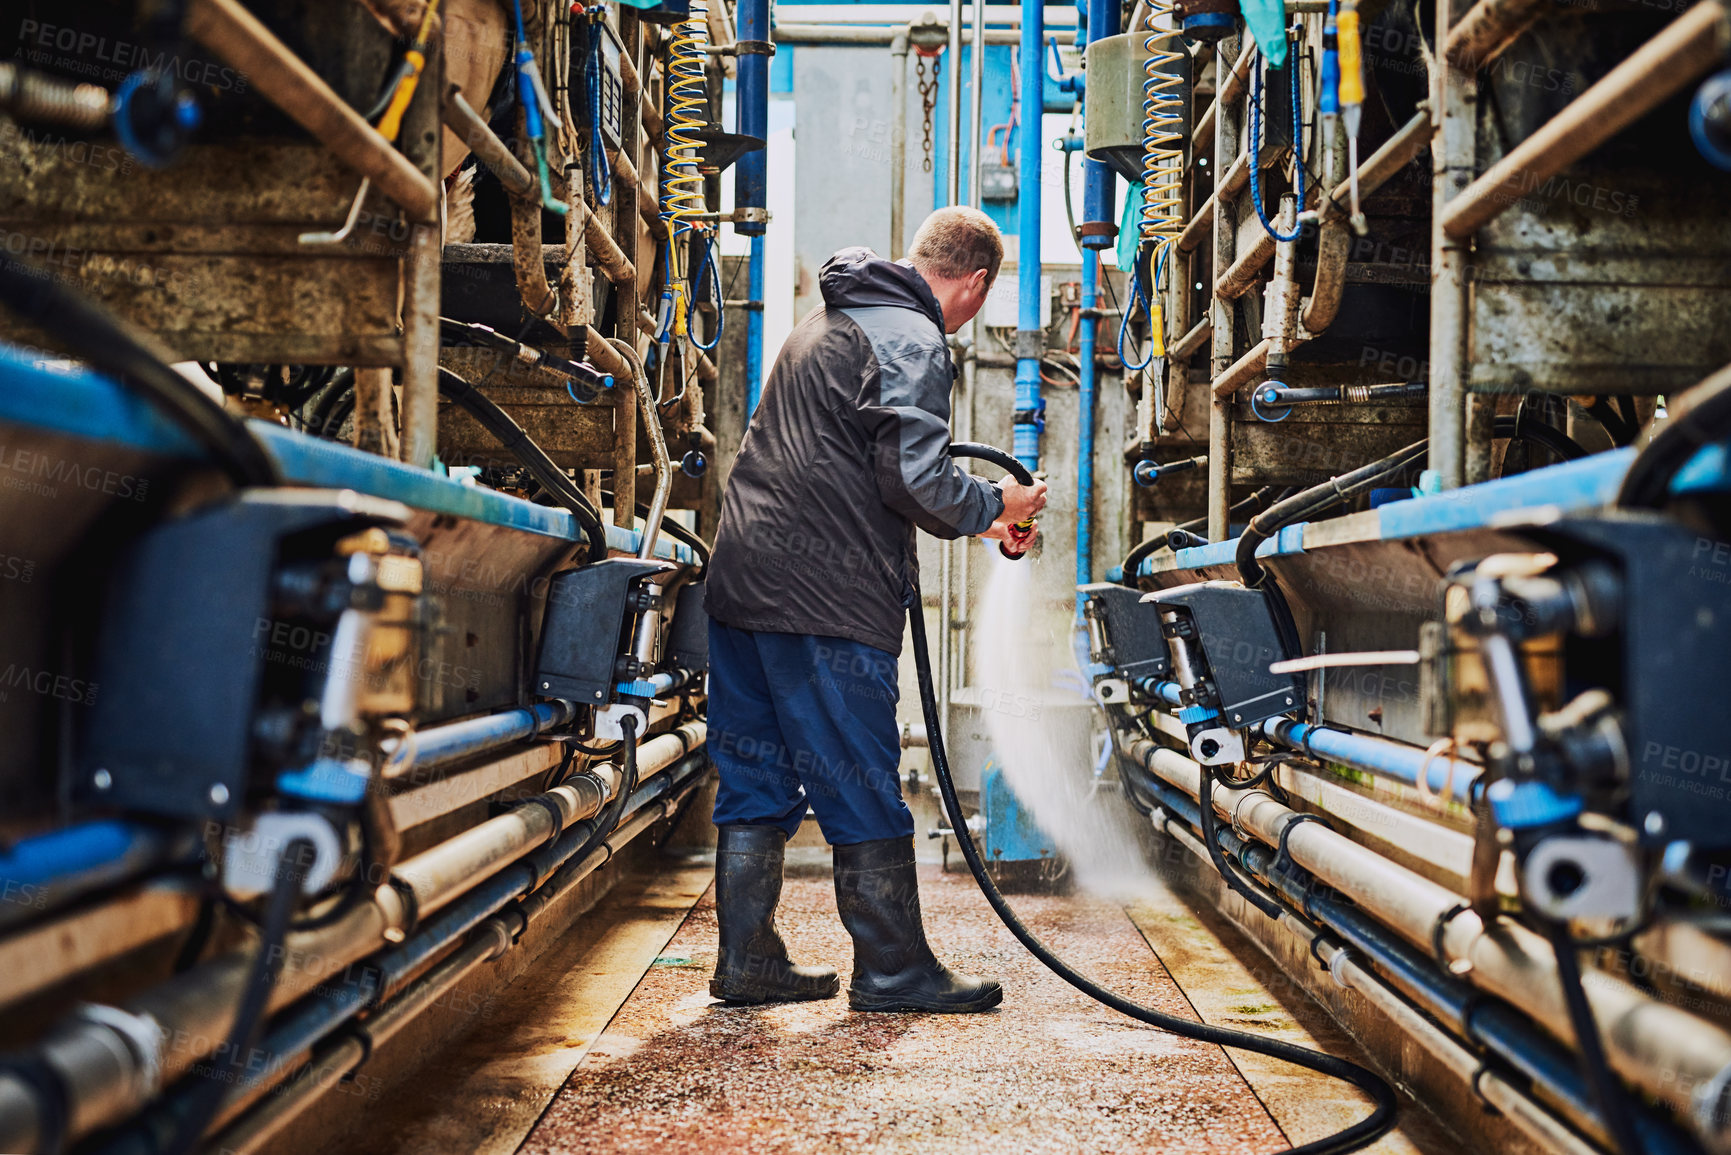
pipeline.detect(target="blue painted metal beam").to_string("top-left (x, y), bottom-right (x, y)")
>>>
top-left (1135, 447), bottom-right (1639, 579)
top-left (0, 349), bottom-right (698, 565)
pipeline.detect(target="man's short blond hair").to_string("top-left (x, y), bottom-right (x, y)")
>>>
top-left (909, 206), bottom-right (1003, 287)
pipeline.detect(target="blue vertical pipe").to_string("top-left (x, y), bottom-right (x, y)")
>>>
top-left (1080, 0), bottom-right (1120, 244)
top-left (1013, 0), bottom-right (1044, 473)
top-left (746, 235), bottom-right (766, 413)
top-left (1076, 247), bottom-right (1096, 597)
top-left (737, 0), bottom-right (769, 415)
top-left (1074, 0), bottom-right (1118, 603)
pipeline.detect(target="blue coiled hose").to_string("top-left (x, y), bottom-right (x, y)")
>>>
top-left (689, 236), bottom-right (724, 353)
top-left (1117, 244), bottom-right (1167, 373)
top-left (1249, 43), bottom-right (1306, 243)
top-left (584, 21), bottom-right (613, 207)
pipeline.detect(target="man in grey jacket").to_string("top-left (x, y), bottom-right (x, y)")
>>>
top-left (704, 207), bottom-right (1048, 1014)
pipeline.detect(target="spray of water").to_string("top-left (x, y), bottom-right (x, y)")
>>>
top-left (973, 551), bottom-right (1159, 899)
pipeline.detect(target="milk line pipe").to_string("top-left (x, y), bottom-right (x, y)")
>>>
top-left (6, 697), bottom-right (578, 929)
top-left (0, 724), bottom-right (706, 1154)
top-left (1125, 763), bottom-right (1699, 1155)
top-left (1142, 682), bottom-right (1481, 800)
top-left (97, 752), bottom-right (712, 1155)
top-left (1139, 683), bottom-right (1481, 801)
top-left (209, 762), bottom-right (706, 1155)
top-left (381, 700), bottom-right (576, 778)
top-left (1158, 774), bottom-right (1697, 1155)
top-left (1162, 821), bottom-right (1611, 1155)
top-left (1123, 732), bottom-right (1731, 1147)
top-left (1131, 787), bottom-right (1589, 1155)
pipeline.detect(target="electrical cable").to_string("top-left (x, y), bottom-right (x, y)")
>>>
top-left (1544, 920), bottom-right (1646, 1155)
top-left (1062, 142), bottom-right (1079, 247)
top-left (584, 713), bottom-right (640, 848)
top-left (907, 539), bottom-right (1395, 1152)
top-left (1199, 766), bottom-right (1287, 919)
top-left (1249, 43), bottom-right (1307, 243)
top-left (0, 253), bottom-right (279, 488)
top-left (1117, 256), bottom-right (1155, 373)
top-left (436, 368), bottom-right (609, 562)
top-left (163, 838), bottom-right (313, 1155)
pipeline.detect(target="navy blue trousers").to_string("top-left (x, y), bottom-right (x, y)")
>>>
top-left (707, 620), bottom-right (913, 845)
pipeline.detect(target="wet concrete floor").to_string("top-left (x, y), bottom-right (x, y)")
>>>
top-left (495, 858), bottom-right (1440, 1155)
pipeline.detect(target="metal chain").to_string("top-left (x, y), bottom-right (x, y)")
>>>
top-left (916, 54), bottom-right (939, 174)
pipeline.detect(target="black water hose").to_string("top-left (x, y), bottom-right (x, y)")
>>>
top-left (1493, 413), bottom-right (1585, 465)
top-left (0, 253), bottom-right (279, 488)
top-left (948, 441), bottom-right (1033, 486)
top-left (1237, 440), bottom-right (1428, 591)
top-left (947, 442), bottom-right (1039, 560)
top-left (163, 838), bottom-right (313, 1155)
top-left (919, 444), bottom-right (1399, 1154)
top-left (1619, 363), bottom-right (1731, 510)
top-left (907, 595), bottom-right (1397, 1153)
top-left (436, 369), bottom-right (609, 563)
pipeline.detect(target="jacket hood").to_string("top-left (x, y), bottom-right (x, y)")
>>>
top-left (819, 247), bottom-right (945, 332)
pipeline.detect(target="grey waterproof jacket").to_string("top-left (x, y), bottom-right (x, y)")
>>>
top-left (705, 248), bottom-right (1004, 655)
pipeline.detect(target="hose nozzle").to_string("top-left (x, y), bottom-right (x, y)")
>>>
top-left (1000, 518), bottom-right (1039, 561)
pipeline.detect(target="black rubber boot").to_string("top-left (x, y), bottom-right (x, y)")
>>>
top-left (833, 836), bottom-right (1004, 1013)
top-left (709, 824), bottom-right (840, 1004)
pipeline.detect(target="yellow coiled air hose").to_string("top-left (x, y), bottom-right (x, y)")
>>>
top-left (661, 0), bottom-right (710, 340)
top-left (1138, 2), bottom-right (1186, 357)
